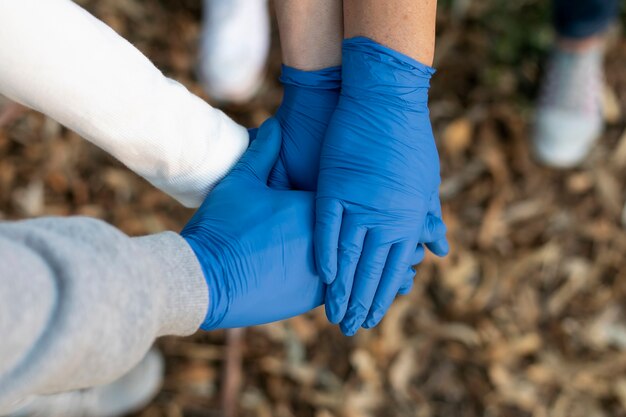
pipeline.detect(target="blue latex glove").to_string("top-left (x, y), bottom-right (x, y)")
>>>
top-left (266, 63), bottom-right (447, 305)
top-left (316, 37), bottom-right (448, 336)
top-left (181, 118), bottom-right (325, 330)
top-left (265, 64), bottom-right (446, 296)
top-left (269, 65), bottom-right (341, 191)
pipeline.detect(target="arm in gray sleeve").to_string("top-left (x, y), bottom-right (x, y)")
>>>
top-left (0, 217), bottom-right (208, 413)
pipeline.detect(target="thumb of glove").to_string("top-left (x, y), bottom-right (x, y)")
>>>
top-left (232, 118), bottom-right (282, 185)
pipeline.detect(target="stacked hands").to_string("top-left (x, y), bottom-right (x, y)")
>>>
top-left (182, 37), bottom-right (449, 335)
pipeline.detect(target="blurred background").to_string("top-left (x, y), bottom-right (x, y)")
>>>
top-left (1, 1), bottom-right (626, 416)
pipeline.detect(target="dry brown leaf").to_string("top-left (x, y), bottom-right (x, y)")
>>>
top-left (442, 117), bottom-right (473, 156)
top-left (389, 345), bottom-right (416, 398)
top-left (603, 85), bottom-right (622, 124)
top-left (611, 129), bottom-right (626, 169)
top-left (594, 168), bottom-right (624, 217)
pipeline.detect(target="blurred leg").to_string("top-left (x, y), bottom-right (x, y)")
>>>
top-left (553, 0), bottom-right (620, 40)
top-left (532, 0), bottom-right (621, 168)
top-left (199, 0), bottom-right (270, 104)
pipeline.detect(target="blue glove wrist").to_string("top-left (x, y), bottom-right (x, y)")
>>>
top-left (269, 65), bottom-right (341, 191)
top-left (279, 64), bottom-right (342, 90)
top-left (342, 37), bottom-right (435, 107)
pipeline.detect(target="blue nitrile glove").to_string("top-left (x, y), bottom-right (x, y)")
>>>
top-left (268, 65), bottom-right (342, 191)
top-left (315, 37), bottom-right (448, 336)
top-left (181, 118), bottom-right (325, 330)
top-left (266, 63), bottom-right (447, 305)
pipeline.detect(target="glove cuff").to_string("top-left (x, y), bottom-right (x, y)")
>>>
top-left (279, 64), bottom-right (342, 90)
top-left (278, 65), bottom-right (341, 113)
top-left (341, 37), bottom-right (435, 107)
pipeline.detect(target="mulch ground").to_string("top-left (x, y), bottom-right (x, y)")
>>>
top-left (1, 1), bottom-right (626, 416)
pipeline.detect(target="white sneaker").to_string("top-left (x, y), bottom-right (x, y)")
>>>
top-left (198, 0), bottom-right (270, 103)
top-left (533, 42), bottom-right (605, 168)
top-left (7, 349), bottom-right (164, 417)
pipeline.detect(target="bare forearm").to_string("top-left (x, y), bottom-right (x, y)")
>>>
top-left (275, 0), bottom-right (343, 70)
top-left (344, 0), bottom-right (437, 65)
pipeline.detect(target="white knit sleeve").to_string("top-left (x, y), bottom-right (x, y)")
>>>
top-left (0, 0), bottom-right (249, 208)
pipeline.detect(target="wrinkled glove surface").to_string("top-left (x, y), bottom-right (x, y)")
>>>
top-left (315, 37), bottom-right (447, 336)
top-left (182, 119), bottom-right (325, 330)
top-left (269, 65), bottom-right (341, 191)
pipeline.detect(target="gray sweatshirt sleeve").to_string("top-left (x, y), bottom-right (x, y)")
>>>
top-left (0, 216), bottom-right (208, 413)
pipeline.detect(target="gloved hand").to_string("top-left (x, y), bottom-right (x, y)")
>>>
top-left (267, 62), bottom-right (447, 313)
top-left (268, 65), bottom-right (341, 191)
top-left (316, 37), bottom-right (448, 336)
top-left (181, 118), bottom-right (325, 330)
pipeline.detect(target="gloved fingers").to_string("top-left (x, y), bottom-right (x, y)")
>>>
top-left (397, 269), bottom-right (416, 296)
top-left (398, 245), bottom-right (425, 295)
top-left (426, 239), bottom-right (450, 258)
top-left (362, 241), bottom-right (414, 329)
top-left (325, 217), bottom-right (367, 324)
top-left (425, 195), bottom-right (449, 257)
top-left (428, 191), bottom-right (443, 217)
top-left (268, 156), bottom-right (291, 190)
top-left (315, 198), bottom-right (343, 285)
top-left (411, 243), bottom-right (427, 266)
top-left (339, 233), bottom-right (392, 336)
top-left (231, 118), bottom-right (281, 184)
top-left (420, 213), bottom-right (447, 244)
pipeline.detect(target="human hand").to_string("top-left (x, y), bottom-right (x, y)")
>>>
top-left (315, 37), bottom-right (448, 336)
top-left (181, 118), bottom-right (325, 330)
top-left (268, 65), bottom-right (341, 191)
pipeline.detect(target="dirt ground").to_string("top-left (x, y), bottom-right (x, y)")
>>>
top-left (1, 1), bottom-right (626, 417)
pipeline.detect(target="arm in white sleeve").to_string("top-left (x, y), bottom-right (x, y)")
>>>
top-left (0, 0), bottom-right (249, 208)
